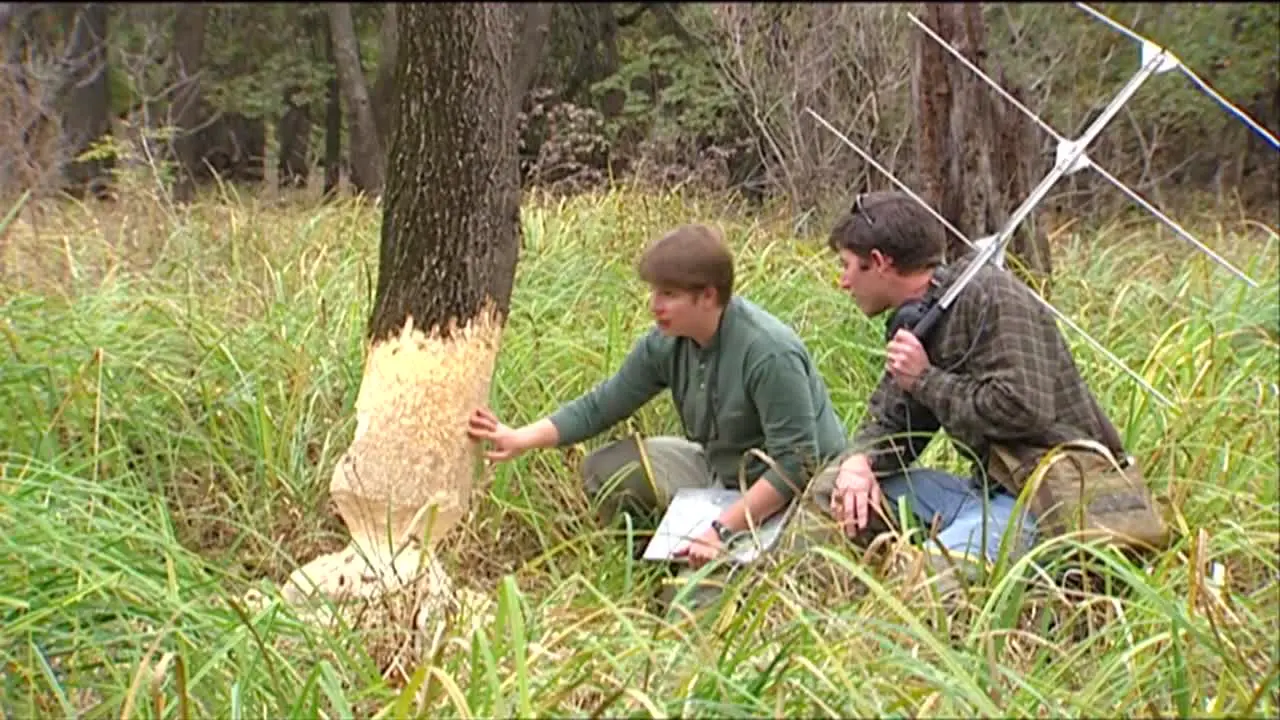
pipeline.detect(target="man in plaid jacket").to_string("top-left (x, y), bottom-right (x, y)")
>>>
top-left (809, 190), bottom-right (1134, 580)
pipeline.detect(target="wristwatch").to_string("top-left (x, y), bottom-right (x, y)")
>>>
top-left (710, 520), bottom-right (734, 544)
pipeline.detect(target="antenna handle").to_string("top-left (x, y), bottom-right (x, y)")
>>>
top-left (910, 302), bottom-right (946, 342)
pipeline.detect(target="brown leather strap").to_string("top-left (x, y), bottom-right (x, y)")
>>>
top-left (1086, 393), bottom-right (1128, 464)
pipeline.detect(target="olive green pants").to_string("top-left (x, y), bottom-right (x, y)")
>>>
top-left (580, 435), bottom-right (720, 528)
top-left (580, 435), bottom-right (731, 613)
top-left (581, 434), bottom-right (844, 540)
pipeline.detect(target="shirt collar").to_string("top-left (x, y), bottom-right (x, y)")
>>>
top-left (698, 295), bottom-right (739, 355)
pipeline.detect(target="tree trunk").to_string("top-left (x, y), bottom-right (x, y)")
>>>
top-left (511, 3), bottom-right (554, 118)
top-left (370, 2), bottom-right (397, 152)
top-left (2, 3), bottom-right (109, 196)
top-left (328, 2), bottom-right (384, 196)
top-left (0, 6), bottom-right (36, 194)
top-left (322, 16), bottom-right (341, 199)
top-left (560, 4), bottom-right (621, 104)
top-left (168, 4), bottom-right (207, 204)
top-left (277, 85), bottom-right (311, 189)
top-left (913, 2), bottom-right (1052, 287)
top-left (283, 3), bottom-right (520, 612)
top-left (912, 3), bottom-right (958, 255)
top-left (57, 3), bottom-right (111, 199)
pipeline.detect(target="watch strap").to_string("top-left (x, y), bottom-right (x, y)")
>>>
top-left (710, 520), bottom-right (733, 543)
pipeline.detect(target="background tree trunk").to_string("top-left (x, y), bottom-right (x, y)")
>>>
top-left (370, 2), bottom-right (397, 152)
top-left (511, 3), bottom-right (555, 118)
top-left (284, 2), bottom-right (520, 607)
top-left (168, 4), bottom-right (207, 204)
top-left (913, 2), bottom-right (1052, 288)
top-left (328, 2), bottom-right (384, 196)
top-left (912, 3), bottom-right (955, 247)
top-left (57, 3), bottom-right (111, 199)
top-left (322, 16), bottom-right (341, 200)
top-left (276, 84), bottom-right (311, 189)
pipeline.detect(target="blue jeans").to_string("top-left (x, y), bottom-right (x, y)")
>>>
top-left (806, 464), bottom-right (1038, 563)
top-left (879, 468), bottom-right (1038, 562)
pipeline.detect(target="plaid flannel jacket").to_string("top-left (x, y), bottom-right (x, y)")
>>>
top-left (849, 255), bottom-right (1126, 484)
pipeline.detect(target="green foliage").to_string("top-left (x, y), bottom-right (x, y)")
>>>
top-left (0, 187), bottom-right (1276, 716)
top-left (104, 66), bottom-right (134, 117)
top-left (591, 32), bottom-right (738, 153)
top-left (1127, 3), bottom-right (1279, 106)
top-left (102, 5), bottom-right (176, 114)
top-left (201, 5), bottom-right (331, 120)
top-left (81, 2), bottom-right (1276, 203)
top-left (103, 3), bottom-right (383, 124)
top-left (994, 4), bottom-right (1279, 137)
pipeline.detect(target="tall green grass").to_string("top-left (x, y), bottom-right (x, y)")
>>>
top-left (1, 187), bottom-right (1276, 717)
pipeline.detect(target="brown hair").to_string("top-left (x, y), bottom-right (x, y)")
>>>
top-left (636, 224), bottom-right (735, 305)
top-left (827, 191), bottom-right (947, 273)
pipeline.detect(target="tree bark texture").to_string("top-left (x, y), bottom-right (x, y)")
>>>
top-left (369, 3), bottom-right (521, 342)
top-left (912, 2), bottom-right (1052, 285)
top-left (912, 4), bottom-right (954, 237)
top-left (328, 2), bottom-right (384, 196)
top-left (0, 7), bottom-right (36, 193)
top-left (511, 3), bottom-right (555, 118)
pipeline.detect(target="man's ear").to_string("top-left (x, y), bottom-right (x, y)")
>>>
top-left (869, 249), bottom-right (894, 273)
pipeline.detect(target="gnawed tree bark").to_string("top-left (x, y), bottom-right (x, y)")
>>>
top-left (328, 2), bottom-right (384, 196)
top-left (282, 3), bottom-right (520, 624)
top-left (912, 2), bottom-right (1052, 290)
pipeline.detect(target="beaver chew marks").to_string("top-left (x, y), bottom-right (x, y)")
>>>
top-left (283, 309), bottom-right (502, 605)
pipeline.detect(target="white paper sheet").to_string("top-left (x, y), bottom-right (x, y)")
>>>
top-left (641, 487), bottom-right (789, 565)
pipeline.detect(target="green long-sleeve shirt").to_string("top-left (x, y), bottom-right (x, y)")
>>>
top-left (548, 296), bottom-right (848, 500)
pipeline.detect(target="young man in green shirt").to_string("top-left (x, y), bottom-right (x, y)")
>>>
top-left (467, 223), bottom-right (847, 576)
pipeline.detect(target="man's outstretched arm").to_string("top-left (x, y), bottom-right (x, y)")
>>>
top-left (545, 333), bottom-right (667, 446)
top-left (471, 334), bottom-right (667, 460)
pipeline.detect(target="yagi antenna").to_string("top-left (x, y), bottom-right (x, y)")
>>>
top-left (808, 108), bottom-right (1175, 409)
top-left (906, 7), bottom-right (1261, 287)
top-left (806, 4), bottom-right (1277, 410)
top-left (1075, 2), bottom-right (1280, 152)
